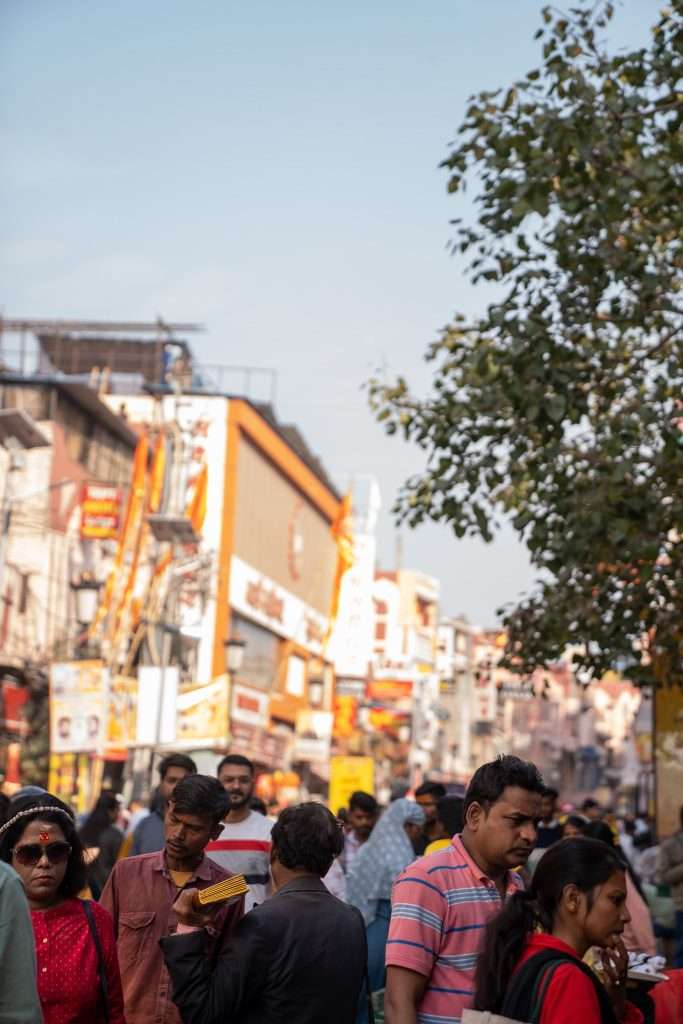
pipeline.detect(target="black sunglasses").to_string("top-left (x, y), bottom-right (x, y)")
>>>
top-left (11, 842), bottom-right (72, 867)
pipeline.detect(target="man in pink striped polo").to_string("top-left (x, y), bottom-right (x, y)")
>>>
top-left (384, 756), bottom-right (544, 1024)
top-left (207, 754), bottom-right (273, 912)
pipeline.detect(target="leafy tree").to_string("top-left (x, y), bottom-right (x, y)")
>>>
top-left (370, 2), bottom-right (682, 685)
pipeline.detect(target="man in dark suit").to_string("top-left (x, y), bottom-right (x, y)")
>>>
top-left (161, 802), bottom-right (367, 1024)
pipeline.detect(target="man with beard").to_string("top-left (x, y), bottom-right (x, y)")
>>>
top-left (207, 755), bottom-right (273, 913)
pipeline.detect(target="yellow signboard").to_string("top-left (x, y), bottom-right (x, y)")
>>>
top-left (176, 676), bottom-right (229, 744)
top-left (329, 755), bottom-right (375, 814)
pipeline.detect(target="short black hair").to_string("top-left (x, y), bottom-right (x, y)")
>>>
top-left (217, 754), bottom-right (254, 777)
top-left (158, 753), bottom-right (197, 780)
top-left (542, 787), bottom-right (559, 801)
top-left (415, 780), bottom-right (447, 800)
top-left (0, 795), bottom-right (87, 898)
top-left (349, 791), bottom-right (378, 815)
top-left (581, 798), bottom-right (599, 812)
top-left (272, 803), bottom-right (343, 876)
top-left (464, 756), bottom-right (544, 817)
top-left (171, 775), bottom-right (229, 827)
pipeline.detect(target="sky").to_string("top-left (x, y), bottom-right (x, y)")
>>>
top-left (0, 0), bottom-right (660, 625)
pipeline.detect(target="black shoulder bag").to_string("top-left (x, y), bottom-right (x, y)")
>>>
top-left (82, 899), bottom-right (111, 1024)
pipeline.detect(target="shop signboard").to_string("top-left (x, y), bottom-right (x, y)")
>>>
top-left (80, 484), bottom-right (122, 540)
top-left (329, 756), bottom-right (375, 813)
top-left (176, 677), bottom-right (229, 744)
top-left (230, 555), bottom-right (329, 656)
top-left (335, 677), bottom-right (367, 699)
top-left (50, 660), bottom-right (107, 754)
top-left (367, 679), bottom-right (413, 704)
top-left (231, 684), bottom-right (270, 728)
top-left (294, 708), bottom-right (333, 762)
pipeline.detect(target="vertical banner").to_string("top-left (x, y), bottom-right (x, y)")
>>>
top-left (655, 685), bottom-right (683, 837)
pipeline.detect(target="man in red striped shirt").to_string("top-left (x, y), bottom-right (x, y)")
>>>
top-left (207, 754), bottom-right (273, 912)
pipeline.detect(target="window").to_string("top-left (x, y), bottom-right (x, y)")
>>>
top-left (232, 614), bottom-right (280, 691)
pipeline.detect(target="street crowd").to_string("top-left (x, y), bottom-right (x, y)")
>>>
top-left (0, 753), bottom-right (682, 1024)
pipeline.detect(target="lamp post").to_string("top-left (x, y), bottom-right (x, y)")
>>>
top-left (224, 635), bottom-right (246, 747)
top-left (71, 574), bottom-right (102, 659)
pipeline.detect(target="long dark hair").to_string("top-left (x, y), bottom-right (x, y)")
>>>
top-left (0, 795), bottom-right (87, 899)
top-left (474, 837), bottom-right (623, 1012)
top-left (78, 790), bottom-right (119, 847)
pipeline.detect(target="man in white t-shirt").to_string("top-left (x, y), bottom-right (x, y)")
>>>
top-left (206, 754), bottom-right (272, 912)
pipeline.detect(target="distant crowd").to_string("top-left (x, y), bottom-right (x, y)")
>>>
top-left (0, 753), bottom-right (682, 1023)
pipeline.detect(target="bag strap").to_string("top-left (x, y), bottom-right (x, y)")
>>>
top-left (528, 959), bottom-right (569, 1023)
top-left (82, 899), bottom-right (110, 1024)
top-left (502, 948), bottom-right (618, 1024)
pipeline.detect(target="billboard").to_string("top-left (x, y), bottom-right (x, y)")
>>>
top-left (329, 756), bottom-right (374, 814)
top-left (176, 677), bottom-right (229, 744)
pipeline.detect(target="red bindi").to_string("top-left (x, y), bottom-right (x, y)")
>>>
top-left (39, 832), bottom-right (50, 843)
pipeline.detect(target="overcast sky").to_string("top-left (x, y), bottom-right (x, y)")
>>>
top-left (0, 1), bottom-right (659, 625)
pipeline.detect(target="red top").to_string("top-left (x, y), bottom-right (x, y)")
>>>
top-left (516, 934), bottom-right (642, 1024)
top-left (31, 897), bottom-right (125, 1024)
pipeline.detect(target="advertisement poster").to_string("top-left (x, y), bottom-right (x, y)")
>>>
top-left (105, 675), bottom-right (138, 753)
top-left (50, 660), bottom-right (107, 754)
top-left (176, 677), bottom-right (229, 744)
top-left (329, 756), bottom-right (374, 814)
top-left (294, 709), bottom-right (333, 762)
top-left (655, 685), bottom-right (683, 837)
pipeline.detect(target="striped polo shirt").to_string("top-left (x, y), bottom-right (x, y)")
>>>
top-left (386, 833), bottom-right (523, 1024)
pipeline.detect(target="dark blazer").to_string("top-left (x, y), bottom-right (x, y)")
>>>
top-left (161, 875), bottom-right (367, 1024)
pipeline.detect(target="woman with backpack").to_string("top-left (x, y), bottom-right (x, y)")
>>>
top-left (470, 837), bottom-right (643, 1023)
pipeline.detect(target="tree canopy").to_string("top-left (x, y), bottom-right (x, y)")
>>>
top-left (369, 2), bottom-right (683, 686)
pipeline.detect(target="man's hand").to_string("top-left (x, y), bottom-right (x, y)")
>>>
top-left (172, 887), bottom-right (223, 929)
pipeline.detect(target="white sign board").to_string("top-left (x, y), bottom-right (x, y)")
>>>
top-left (136, 666), bottom-right (179, 746)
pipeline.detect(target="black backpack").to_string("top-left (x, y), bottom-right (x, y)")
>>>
top-left (500, 949), bottom-right (618, 1024)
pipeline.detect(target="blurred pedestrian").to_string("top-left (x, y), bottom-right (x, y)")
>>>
top-left (347, 798), bottom-right (425, 1015)
top-left (341, 791), bottom-right (378, 875)
top-left (581, 797), bottom-right (602, 821)
top-left (0, 860), bottom-right (43, 1023)
top-left (583, 820), bottom-right (656, 956)
top-left (130, 753), bottom-right (197, 856)
top-left (413, 781), bottom-right (446, 855)
top-left (424, 795), bottom-right (464, 855)
top-left (0, 794), bottom-right (125, 1023)
top-left (384, 755), bottom-right (543, 1024)
top-left (101, 774), bottom-right (242, 1024)
top-left (562, 814), bottom-right (588, 838)
top-left (162, 802), bottom-right (367, 1024)
top-left (470, 837), bottom-right (642, 1024)
top-left (536, 786), bottom-right (562, 849)
top-left (656, 805), bottom-right (683, 967)
top-left (207, 755), bottom-right (273, 913)
top-left (78, 790), bottom-right (123, 899)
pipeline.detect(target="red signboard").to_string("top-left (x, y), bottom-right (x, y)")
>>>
top-left (367, 679), bottom-right (413, 702)
top-left (81, 484), bottom-right (122, 540)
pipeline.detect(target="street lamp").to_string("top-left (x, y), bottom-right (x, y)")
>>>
top-left (308, 675), bottom-right (324, 708)
top-left (72, 575), bottom-right (101, 628)
top-left (224, 635), bottom-right (246, 676)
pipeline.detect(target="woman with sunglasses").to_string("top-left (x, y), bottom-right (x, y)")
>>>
top-left (0, 794), bottom-right (125, 1024)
